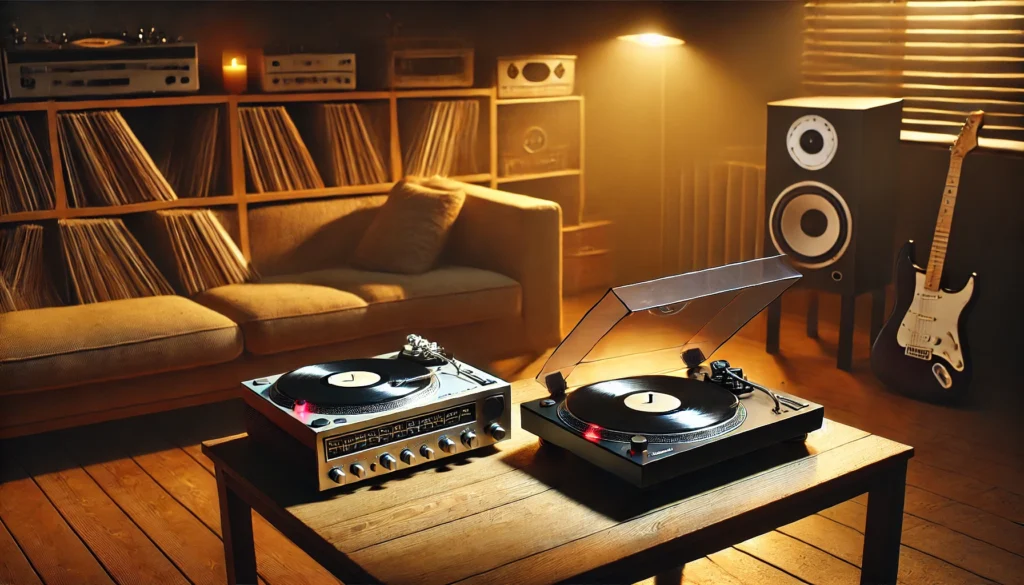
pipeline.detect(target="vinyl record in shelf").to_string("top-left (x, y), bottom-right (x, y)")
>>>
top-left (59, 217), bottom-right (174, 304)
top-left (402, 100), bottom-right (480, 177)
top-left (146, 106), bottom-right (224, 198)
top-left (305, 103), bottom-right (389, 187)
top-left (0, 115), bottom-right (55, 215)
top-left (239, 105), bottom-right (325, 193)
top-left (0, 223), bottom-right (62, 310)
top-left (58, 110), bottom-right (178, 207)
top-left (139, 208), bottom-right (258, 296)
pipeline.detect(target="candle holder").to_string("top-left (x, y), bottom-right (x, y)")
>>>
top-left (222, 51), bottom-right (248, 94)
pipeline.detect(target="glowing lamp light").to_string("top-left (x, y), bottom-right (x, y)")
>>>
top-left (583, 424), bottom-right (602, 442)
top-left (617, 33), bottom-right (685, 47)
top-left (293, 399), bottom-right (309, 416)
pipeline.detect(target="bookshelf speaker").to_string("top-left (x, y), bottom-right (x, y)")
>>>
top-left (764, 96), bottom-right (902, 294)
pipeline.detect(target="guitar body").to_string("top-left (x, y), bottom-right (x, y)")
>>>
top-left (871, 241), bottom-right (975, 402)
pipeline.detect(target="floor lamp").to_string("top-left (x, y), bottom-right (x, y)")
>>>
top-left (617, 32), bottom-right (684, 275)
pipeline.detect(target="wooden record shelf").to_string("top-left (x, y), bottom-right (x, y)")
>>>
top-left (0, 88), bottom-right (587, 261)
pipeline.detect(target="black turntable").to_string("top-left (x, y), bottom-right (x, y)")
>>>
top-left (521, 256), bottom-right (824, 488)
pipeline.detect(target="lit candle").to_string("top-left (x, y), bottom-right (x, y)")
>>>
top-left (222, 52), bottom-right (248, 94)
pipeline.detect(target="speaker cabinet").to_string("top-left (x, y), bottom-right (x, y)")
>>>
top-left (765, 97), bottom-right (902, 294)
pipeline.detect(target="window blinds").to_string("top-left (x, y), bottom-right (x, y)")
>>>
top-left (803, 0), bottom-right (1024, 151)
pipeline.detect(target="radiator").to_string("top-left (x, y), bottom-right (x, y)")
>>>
top-left (678, 160), bottom-right (766, 273)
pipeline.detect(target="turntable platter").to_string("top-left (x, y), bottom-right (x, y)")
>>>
top-left (271, 358), bottom-right (436, 414)
top-left (559, 375), bottom-right (745, 443)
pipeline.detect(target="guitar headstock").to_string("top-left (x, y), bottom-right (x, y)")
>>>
top-left (951, 110), bottom-right (985, 157)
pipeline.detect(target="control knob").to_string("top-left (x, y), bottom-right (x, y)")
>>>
top-left (461, 430), bottom-right (478, 448)
top-left (350, 463), bottom-right (366, 478)
top-left (420, 445), bottom-right (435, 459)
top-left (328, 467), bottom-right (345, 484)
top-left (380, 453), bottom-right (397, 470)
top-left (400, 449), bottom-right (415, 464)
top-left (438, 436), bottom-right (457, 453)
top-left (487, 423), bottom-right (507, 441)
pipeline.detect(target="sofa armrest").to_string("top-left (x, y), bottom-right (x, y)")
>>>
top-left (445, 182), bottom-right (562, 350)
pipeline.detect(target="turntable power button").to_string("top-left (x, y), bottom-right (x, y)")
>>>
top-left (328, 467), bottom-right (345, 484)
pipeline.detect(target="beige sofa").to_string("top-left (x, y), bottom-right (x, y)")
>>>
top-left (0, 182), bottom-right (562, 437)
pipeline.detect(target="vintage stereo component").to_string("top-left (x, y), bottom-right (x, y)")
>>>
top-left (2, 40), bottom-right (198, 100)
top-left (259, 52), bottom-right (356, 92)
top-left (499, 102), bottom-right (579, 176)
top-left (388, 38), bottom-right (473, 89)
top-left (497, 55), bottom-right (576, 99)
top-left (242, 335), bottom-right (511, 491)
top-left (521, 257), bottom-right (824, 488)
top-left (765, 96), bottom-right (902, 293)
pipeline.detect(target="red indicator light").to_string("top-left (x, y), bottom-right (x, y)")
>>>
top-left (583, 424), bottom-right (602, 442)
top-left (294, 400), bottom-right (309, 415)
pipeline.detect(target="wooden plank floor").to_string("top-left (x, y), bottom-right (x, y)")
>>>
top-left (1, 299), bottom-right (1021, 585)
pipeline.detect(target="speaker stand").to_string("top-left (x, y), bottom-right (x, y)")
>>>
top-left (765, 288), bottom-right (887, 372)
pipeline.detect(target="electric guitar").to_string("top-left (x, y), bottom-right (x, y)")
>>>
top-left (870, 111), bottom-right (983, 402)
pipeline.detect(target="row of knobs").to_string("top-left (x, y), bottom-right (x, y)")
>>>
top-left (328, 424), bottom-right (505, 483)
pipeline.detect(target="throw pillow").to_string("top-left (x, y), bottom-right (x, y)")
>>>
top-left (352, 179), bottom-right (466, 274)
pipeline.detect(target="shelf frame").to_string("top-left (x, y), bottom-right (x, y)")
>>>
top-left (2, 88), bottom-right (585, 252)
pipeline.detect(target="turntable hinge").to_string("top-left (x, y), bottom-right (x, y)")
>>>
top-left (544, 372), bottom-right (567, 398)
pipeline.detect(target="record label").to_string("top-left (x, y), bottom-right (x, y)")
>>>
top-left (327, 371), bottom-right (382, 388)
top-left (623, 392), bottom-right (682, 413)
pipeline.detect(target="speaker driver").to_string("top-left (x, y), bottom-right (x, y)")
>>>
top-left (769, 180), bottom-right (852, 269)
top-left (787, 115), bottom-right (838, 170)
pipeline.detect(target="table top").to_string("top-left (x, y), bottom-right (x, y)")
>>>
top-left (203, 379), bottom-right (913, 585)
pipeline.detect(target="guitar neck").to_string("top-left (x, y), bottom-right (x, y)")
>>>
top-left (924, 154), bottom-right (963, 291)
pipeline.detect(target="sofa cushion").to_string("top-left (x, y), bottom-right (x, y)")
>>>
top-left (247, 195), bottom-right (386, 278)
top-left (353, 180), bottom-right (466, 274)
top-left (262, 265), bottom-right (522, 345)
top-left (194, 283), bottom-right (369, 355)
top-left (0, 295), bottom-right (243, 394)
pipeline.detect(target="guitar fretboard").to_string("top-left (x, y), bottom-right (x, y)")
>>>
top-left (925, 154), bottom-right (962, 291)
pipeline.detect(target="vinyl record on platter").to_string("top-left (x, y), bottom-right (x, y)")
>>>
top-left (271, 358), bottom-right (436, 414)
top-left (558, 375), bottom-right (745, 443)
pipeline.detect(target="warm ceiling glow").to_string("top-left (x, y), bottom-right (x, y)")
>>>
top-left (617, 33), bottom-right (685, 47)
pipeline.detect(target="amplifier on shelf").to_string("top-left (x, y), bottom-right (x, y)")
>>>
top-left (497, 55), bottom-right (576, 99)
top-left (388, 38), bottom-right (473, 89)
top-left (2, 42), bottom-right (199, 100)
top-left (499, 102), bottom-right (579, 177)
top-left (259, 51), bottom-right (356, 92)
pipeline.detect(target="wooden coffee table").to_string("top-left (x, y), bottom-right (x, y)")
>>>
top-left (203, 379), bottom-right (913, 585)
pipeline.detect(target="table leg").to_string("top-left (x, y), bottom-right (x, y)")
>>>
top-left (653, 566), bottom-right (683, 584)
top-left (861, 463), bottom-right (907, 585)
top-left (806, 291), bottom-right (819, 339)
top-left (217, 467), bottom-right (258, 585)
top-left (766, 297), bottom-right (782, 354)
top-left (837, 293), bottom-right (855, 371)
